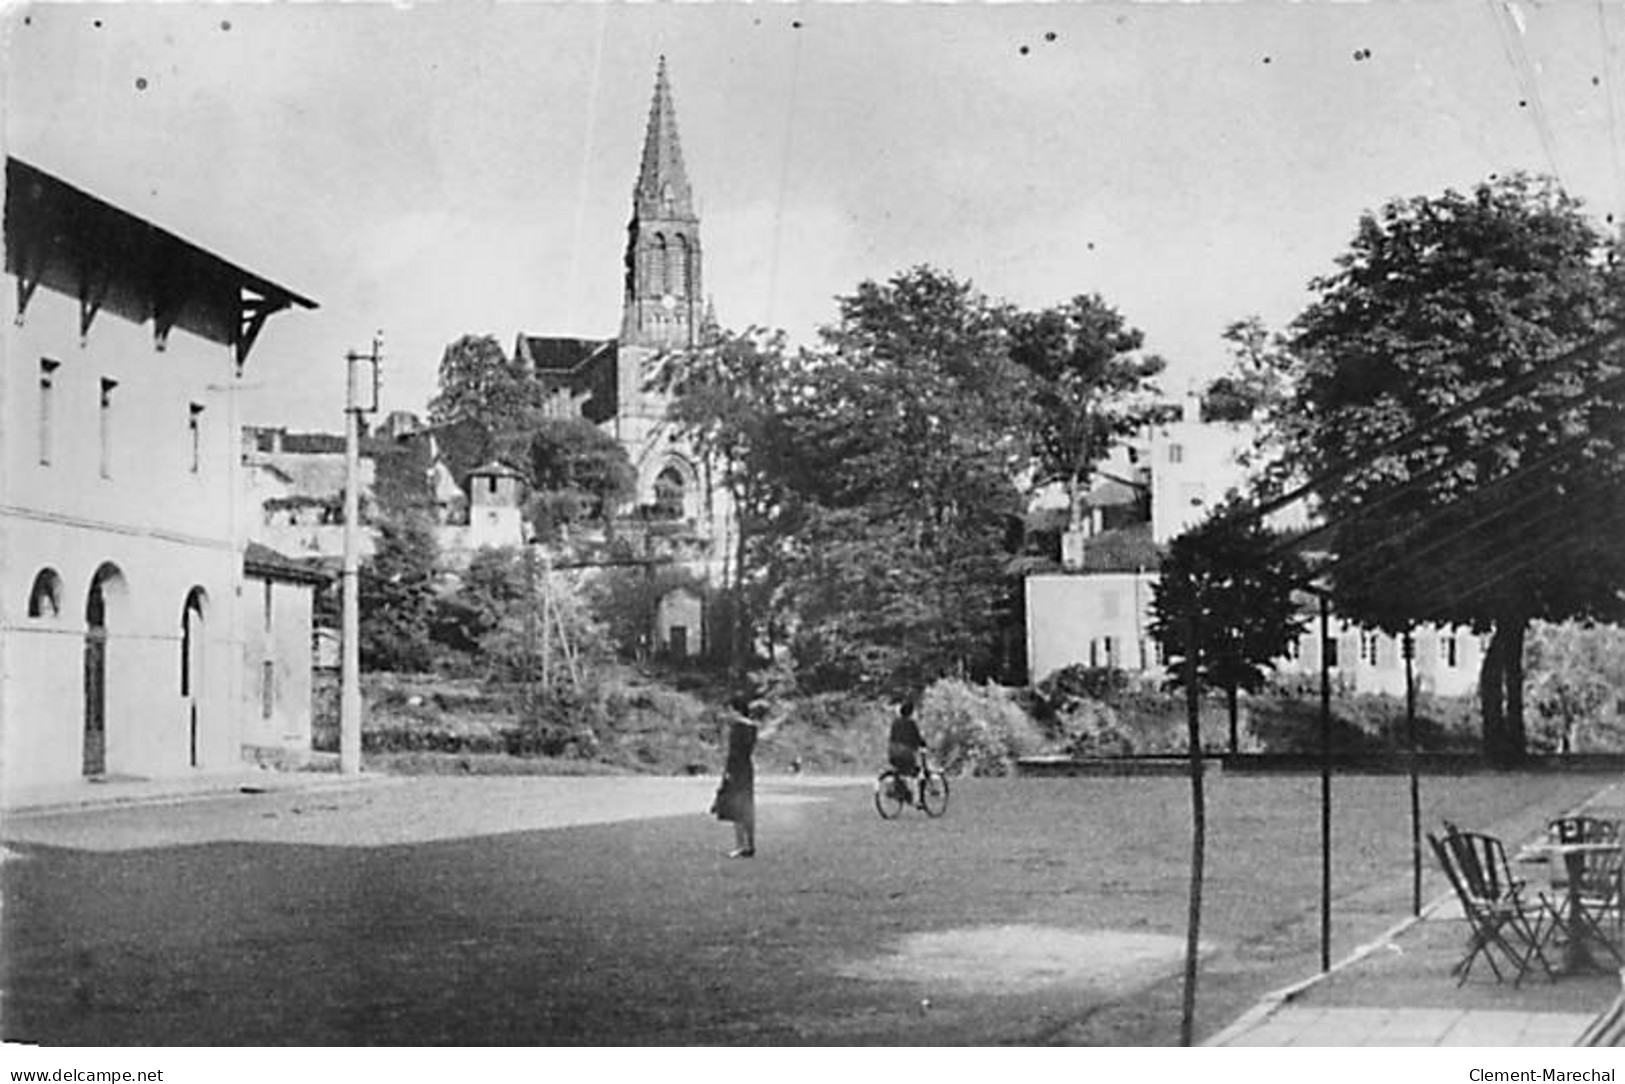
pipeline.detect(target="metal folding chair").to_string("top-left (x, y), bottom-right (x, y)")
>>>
top-left (1547, 816), bottom-right (1625, 961)
top-left (1430, 827), bottom-right (1557, 986)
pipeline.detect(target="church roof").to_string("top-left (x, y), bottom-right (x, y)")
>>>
top-left (516, 335), bottom-right (615, 373)
top-left (633, 56), bottom-right (694, 219)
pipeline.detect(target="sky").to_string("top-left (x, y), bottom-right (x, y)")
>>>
top-left (6, 0), bottom-right (1624, 433)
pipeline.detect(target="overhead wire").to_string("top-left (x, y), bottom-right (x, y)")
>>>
top-left (1244, 323), bottom-right (1625, 525)
top-left (1598, 0), bottom-right (1625, 222)
top-left (1486, 0), bottom-right (1565, 183)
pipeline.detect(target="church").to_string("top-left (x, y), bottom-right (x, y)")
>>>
top-left (515, 56), bottom-right (718, 535)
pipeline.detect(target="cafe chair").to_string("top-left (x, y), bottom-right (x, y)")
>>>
top-left (1430, 827), bottom-right (1558, 986)
top-left (1546, 816), bottom-right (1625, 958)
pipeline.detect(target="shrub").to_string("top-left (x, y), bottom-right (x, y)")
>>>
top-left (1057, 698), bottom-right (1139, 758)
top-left (924, 678), bottom-right (1047, 776)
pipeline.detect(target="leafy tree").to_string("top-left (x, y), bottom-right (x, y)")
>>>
top-left (1208, 316), bottom-right (1297, 425)
top-left (1276, 174), bottom-right (1625, 763)
top-left (1525, 621), bottom-right (1625, 754)
top-left (649, 326), bottom-right (805, 677)
top-left (431, 545), bottom-right (528, 655)
top-left (525, 419), bottom-right (637, 540)
top-left (1009, 295), bottom-right (1171, 529)
top-left (781, 267), bottom-right (1032, 694)
top-left (359, 514), bottom-right (440, 672)
top-left (1149, 507), bottom-right (1309, 753)
top-left (427, 335), bottom-right (542, 433)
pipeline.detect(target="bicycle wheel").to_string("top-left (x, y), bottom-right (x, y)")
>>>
top-left (919, 770), bottom-right (949, 817)
top-left (874, 770), bottom-right (906, 820)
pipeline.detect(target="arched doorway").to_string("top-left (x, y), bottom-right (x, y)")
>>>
top-left (82, 564), bottom-right (126, 776)
top-left (181, 588), bottom-right (208, 768)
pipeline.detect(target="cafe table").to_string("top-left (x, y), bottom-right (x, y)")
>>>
top-left (1516, 837), bottom-right (1625, 975)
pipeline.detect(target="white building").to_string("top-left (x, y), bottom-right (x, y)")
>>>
top-left (1, 158), bottom-right (316, 793)
top-left (1026, 394), bottom-right (1482, 698)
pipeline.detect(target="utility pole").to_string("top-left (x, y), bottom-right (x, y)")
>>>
top-left (340, 334), bottom-right (382, 775)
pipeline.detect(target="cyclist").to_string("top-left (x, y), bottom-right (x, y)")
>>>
top-left (886, 699), bottom-right (927, 807)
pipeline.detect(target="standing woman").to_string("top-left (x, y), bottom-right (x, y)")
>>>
top-left (711, 704), bottom-right (757, 858)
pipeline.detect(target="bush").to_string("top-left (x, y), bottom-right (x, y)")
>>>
top-left (1056, 698), bottom-right (1138, 758)
top-left (923, 678), bottom-right (1047, 776)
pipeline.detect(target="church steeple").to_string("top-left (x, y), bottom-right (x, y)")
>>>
top-left (622, 56), bottom-right (702, 350)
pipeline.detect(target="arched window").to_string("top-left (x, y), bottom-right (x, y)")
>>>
top-left (27, 568), bottom-right (62, 618)
top-left (673, 235), bottom-right (691, 298)
top-left (181, 588), bottom-right (207, 697)
top-left (653, 466), bottom-right (686, 520)
top-left (651, 233), bottom-right (669, 297)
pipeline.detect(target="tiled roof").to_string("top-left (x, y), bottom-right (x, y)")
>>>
top-left (1074, 523), bottom-right (1164, 573)
top-left (244, 542), bottom-right (331, 585)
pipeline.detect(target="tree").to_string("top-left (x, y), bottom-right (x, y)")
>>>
top-left (359, 514), bottom-right (440, 672)
top-left (525, 419), bottom-right (637, 540)
top-left (1009, 295), bottom-right (1171, 530)
top-left (1525, 621), bottom-right (1625, 754)
top-left (431, 545), bottom-right (528, 656)
top-left (780, 267), bottom-right (1033, 695)
top-left (427, 335), bottom-right (541, 433)
top-left (1276, 174), bottom-right (1625, 763)
top-left (649, 326), bottom-right (806, 677)
top-left (1149, 507), bottom-right (1309, 753)
top-left (1209, 316), bottom-right (1297, 425)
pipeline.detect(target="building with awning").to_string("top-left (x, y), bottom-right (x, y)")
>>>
top-left (2, 157), bottom-right (317, 792)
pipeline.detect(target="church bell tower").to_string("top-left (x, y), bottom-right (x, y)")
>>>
top-left (621, 56), bottom-right (702, 353)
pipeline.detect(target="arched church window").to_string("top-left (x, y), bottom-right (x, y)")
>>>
top-left (651, 234), bottom-right (669, 297)
top-left (653, 466), bottom-right (686, 520)
top-left (673, 235), bottom-right (691, 298)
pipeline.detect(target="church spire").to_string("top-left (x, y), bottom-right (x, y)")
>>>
top-left (633, 55), bottom-right (694, 220)
top-left (622, 56), bottom-right (702, 351)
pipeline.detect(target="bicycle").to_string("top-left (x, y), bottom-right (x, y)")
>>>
top-left (874, 757), bottom-right (949, 819)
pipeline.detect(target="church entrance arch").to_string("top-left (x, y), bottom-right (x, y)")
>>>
top-left (82, 563), bottom-right (127, 776)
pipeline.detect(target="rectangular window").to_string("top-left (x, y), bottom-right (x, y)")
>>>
top-left (1324, 638), bottom-right (1340, 669)
top-left (1102, 636), bottom-right (1117, 668)
top-left (1168, 443), bottom-right (1184, 464)
top-left (263, 580), bottom-right (274, 633)
top-left (99, 378), bottom-right (117, 478)
top-left (1443, 635), bottom-right (1458, 668)
top-left (261, 660), bottom-right (275, 719)
top-left (38, 360), bottom-right (59, 465)
top-left (188, 403), bottom-right (204, 473)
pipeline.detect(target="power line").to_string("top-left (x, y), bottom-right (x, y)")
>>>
top-left (1597, 0), bottom-right (1625, 219)
top-left (1486, 0), bottom-right (1565, 183)
top-left (1246, 323), bottom-right (1625, 525)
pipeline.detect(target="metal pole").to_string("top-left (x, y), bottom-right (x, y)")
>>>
top-left (1405, 630), bottom-right (1421, 916)
top-left (1319, 592), bottom-right (1332, 972)
top-left (339, 353), bottom-right (363, 775)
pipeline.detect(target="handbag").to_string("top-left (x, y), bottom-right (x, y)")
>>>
top-left (710, 776), bottom-right (736, 820)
